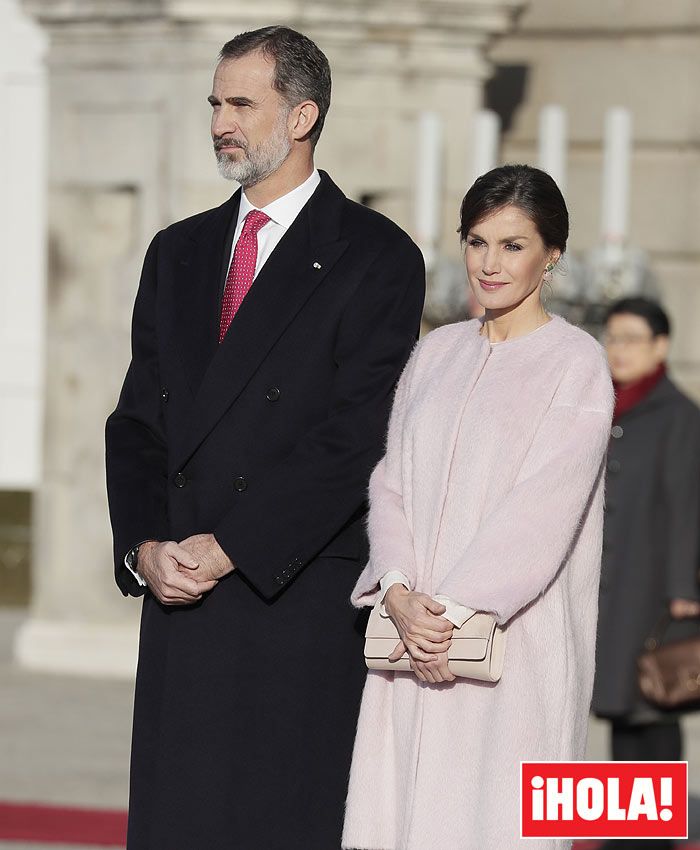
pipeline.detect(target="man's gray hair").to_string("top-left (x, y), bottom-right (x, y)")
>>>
top-left (219, 26), bottom-right (331, 147)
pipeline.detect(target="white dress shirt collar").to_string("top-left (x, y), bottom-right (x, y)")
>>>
top-left (238, 169), bottom-right (321, 229)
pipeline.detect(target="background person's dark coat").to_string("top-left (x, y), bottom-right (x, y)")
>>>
top-left (105, 171), bottom-right (425, 850)
top-left (592, 375), bottom-right (700, 718)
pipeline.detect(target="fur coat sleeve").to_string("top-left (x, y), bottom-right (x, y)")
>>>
top-left (435, 348), bottom-right (614, 624)
top-left (351, 343), bottom-right (421, 606)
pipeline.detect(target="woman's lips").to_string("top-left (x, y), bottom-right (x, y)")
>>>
top-left (478, 279), bottom-right (509, 291)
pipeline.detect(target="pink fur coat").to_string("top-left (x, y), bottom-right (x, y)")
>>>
top-left (342, 315), bottom-right (614, 850)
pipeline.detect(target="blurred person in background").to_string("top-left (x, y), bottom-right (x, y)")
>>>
top-left (592, 296), bottom-right (700, 849)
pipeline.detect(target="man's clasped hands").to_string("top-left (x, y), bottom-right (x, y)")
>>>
top-left (137, 535), bottom-right (235, 607)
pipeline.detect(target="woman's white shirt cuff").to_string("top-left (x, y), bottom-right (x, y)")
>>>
top-left (432, 594), bottom-right (475, 628)
top-left (377, 573), bottom-right (475, 627)
top-left (378, 570), bottom-right (411, 616)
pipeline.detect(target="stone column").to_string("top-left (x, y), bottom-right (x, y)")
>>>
top-left (15, 0), bottom-right (524, 677)
top-left (0, 0), bottom-right (47, 490)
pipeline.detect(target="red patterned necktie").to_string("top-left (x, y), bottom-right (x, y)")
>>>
top-left (218, 209), bottom-right (271, 343)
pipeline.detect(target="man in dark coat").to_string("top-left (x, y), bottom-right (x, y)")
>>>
top-left (592, 298), bottom-right (700, 777)
top-left (105, 26), bottom-right (425, 850)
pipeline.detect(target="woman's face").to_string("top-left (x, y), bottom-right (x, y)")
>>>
top-left (604, 313), bottom-right (669, 385)
top-left (464, 204), bottom-right (559, 314)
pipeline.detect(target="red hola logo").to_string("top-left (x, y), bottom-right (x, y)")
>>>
top-left (520, 762), bottom-right (687, 839)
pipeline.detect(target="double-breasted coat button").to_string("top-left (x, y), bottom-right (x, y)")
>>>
top-left (173, 472), bottom-right (187, 488)
top-left (266, 387), bottom-right (281, 402)
top-left (160, 387), bottom-right (169, 402)
top-left (234, 476), bottom-right (247, 492)
top-left (611, 425), bottom-right (624, 439)
top-left (607, 459), bottom-right (621, 474)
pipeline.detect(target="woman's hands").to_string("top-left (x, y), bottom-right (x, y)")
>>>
top-left (414, 650), bottom-right (456, 684)
top-left (383, 584), bottom-right (456, 683)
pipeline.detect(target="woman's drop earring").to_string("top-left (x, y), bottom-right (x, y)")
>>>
top-left (543, 262), bottom-right (555, 284)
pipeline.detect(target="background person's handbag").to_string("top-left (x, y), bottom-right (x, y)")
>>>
top-left (637, 609), bottom-right (700, 709)
top-left (364, 602), bottom-right (506, 682)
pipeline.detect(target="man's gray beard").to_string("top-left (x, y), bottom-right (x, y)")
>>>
top-left (216, 118), bottom-right (292, 188)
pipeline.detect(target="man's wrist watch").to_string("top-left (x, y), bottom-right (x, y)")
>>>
top-left (125, 543), bottom-right (141, 571)
top-left (124, 541), bottom-right (150, 588)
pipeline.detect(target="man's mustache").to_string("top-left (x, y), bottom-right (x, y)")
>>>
top-left (213, 137), bottom-right (247, 152)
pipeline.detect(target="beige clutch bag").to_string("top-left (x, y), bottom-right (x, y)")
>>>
top-left (364, 602), bottom-right (506, 682)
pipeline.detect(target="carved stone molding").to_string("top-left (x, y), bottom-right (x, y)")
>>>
top-left (24, 0), bottom-right (523, 32)
top-left (23, 0), bottom-right (524, 77)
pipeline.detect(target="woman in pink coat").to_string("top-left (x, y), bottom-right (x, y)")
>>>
top-left (342, 165), bottom-right (614, 850)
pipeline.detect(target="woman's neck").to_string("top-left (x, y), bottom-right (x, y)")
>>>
top-left (480, 297), bottom-right (551, 343)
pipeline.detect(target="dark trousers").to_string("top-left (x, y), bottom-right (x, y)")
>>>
top-left (611, 717), bottom-right (682, 762)
top-left (599, 718), bottom-right (682, 850)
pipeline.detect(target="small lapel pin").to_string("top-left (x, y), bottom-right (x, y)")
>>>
top-left (313, 262), bottom-right (322, 270)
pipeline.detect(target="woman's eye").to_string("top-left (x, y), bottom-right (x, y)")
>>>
top-left (505, 243), bottom-right (522, 251)
top-left (467, 238), bottom-right (484, 248)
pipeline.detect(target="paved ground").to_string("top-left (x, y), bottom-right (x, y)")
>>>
top-left (2, 605), bottom-right (700, 848)
top-left (0, 610), bottom-right (133, 812)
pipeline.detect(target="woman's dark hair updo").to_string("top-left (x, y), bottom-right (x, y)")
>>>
top-left (459, 164), bottom-right (569, 254)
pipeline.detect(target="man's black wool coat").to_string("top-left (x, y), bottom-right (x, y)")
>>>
top-left (105, 170), bottom-right (425, 850)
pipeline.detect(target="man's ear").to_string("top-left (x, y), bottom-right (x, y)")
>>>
top-left (290, 100), bottom-right (320, 142)
top-left (653, 334), bottom-right (670, 364)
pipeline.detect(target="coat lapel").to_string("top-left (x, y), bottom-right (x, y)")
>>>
top-left (171, 190), bottom-right (241, 397)
top-left (172, 172), bottom-right (350, 470)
